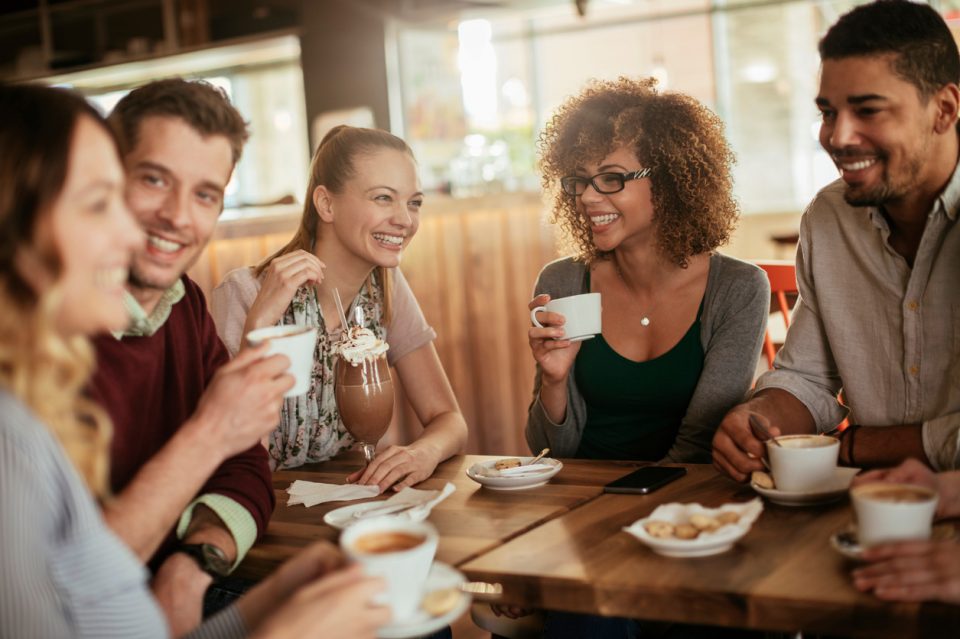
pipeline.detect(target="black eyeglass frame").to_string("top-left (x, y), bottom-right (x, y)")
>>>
top-left (560, 168), bottom-right (653, 196)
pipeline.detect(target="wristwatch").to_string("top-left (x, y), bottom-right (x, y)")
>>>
top-left (174, 543), bottom-right (232, 578)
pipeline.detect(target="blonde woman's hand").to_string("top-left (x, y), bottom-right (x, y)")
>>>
top-left (244, 250), bottom-right (326, 335)
top-left (853, 538), bottom-right (960, 605)
top-left (528, 294), bottom-right (581, 386)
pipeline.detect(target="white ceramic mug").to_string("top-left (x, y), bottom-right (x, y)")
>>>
top-left (341, 517), bottom-right (439, 622)
top-left (530, 293), bottom-right (602, 341)
top-left (245, 325), bottom-right (318, 397)
top-left (851, 483), bottom-right (938, 548)
top-left (766, 434), bottom-right (839, 493)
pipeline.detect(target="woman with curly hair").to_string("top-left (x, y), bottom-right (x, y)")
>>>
top-left (527, 76), bottom-right (769, 466)
top-left (516, 75), bottom-right (770, 638)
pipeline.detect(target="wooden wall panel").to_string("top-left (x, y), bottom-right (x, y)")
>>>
top-left (190, 195), bottom-right (561, 456)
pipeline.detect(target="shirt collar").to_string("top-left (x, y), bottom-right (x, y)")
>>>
top-left (111, 279), bottom-right (185, 340)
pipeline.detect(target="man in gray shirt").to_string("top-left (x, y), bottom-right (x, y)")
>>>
top-left (714, 0), bottom-right (960, 480)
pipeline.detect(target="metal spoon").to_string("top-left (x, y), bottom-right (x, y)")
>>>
top-left (525, 447), bottom-right (550, 465)
top-left (748, 414), bottom-right (782, 447)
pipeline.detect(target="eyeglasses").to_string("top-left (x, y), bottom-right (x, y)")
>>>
top-left (560, 168), bottom-right (653, 196)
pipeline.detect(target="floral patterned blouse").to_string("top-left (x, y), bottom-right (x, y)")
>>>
top-left (210, 267), bottom-right (436, 469)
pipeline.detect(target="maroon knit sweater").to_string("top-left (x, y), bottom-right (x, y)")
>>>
top-left (89, 276), bottom-right (275, 571)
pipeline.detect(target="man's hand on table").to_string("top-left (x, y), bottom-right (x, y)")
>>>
top-left (152, 552), bottom-right (212, 637)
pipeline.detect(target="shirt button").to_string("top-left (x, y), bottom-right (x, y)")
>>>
top-left (909, 365), bottom-right (920, 376)
top-left (907, 301), bottom-right (919, 311)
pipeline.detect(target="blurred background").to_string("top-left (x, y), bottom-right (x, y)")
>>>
top-left (4, 0), bottom-right (959, 454)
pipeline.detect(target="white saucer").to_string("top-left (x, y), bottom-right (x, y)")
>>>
top-left (466, 457), bottom-right (563, 490)
top-left (751, 467), bottom-right (860, 506)
top-left (830, 523), bottom-right (957, 562)
top-left (378, 562), bottom-right (471, 639)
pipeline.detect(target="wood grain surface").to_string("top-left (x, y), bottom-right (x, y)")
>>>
top-left (235, 453), bottom-right (635, 580)
top-left (460, 464), bottom-right (960, 638)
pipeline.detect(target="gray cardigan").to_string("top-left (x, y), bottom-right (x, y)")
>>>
top-left (525, 253), bottom-right (769, 463)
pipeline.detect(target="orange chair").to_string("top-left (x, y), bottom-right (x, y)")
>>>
top-left (755, 260), bottom-right (850, 432)
top-left (754, 260), bottom-right (798, 369)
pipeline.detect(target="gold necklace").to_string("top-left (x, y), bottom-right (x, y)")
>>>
top-left (613, 261), bottom-right (654, 327)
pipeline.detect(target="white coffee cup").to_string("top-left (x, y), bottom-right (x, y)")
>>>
top-left (245, 325), bottom-right (318, 397)
top-left (851, 483), bottom-right (938, 548)
top-left (341, 517), bottom-right (439, 622)
top-left (530, 293), bottom-right (602, 341)
top-left (766, 434), bottom-right (839, 493)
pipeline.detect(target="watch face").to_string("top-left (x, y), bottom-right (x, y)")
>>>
top-left (200, 544), bottom-right (232, 576)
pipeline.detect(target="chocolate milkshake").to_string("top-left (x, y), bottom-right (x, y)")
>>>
top-left (335, 326), bottom-right (394, 448)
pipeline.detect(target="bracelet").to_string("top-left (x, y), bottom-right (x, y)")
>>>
top-left (841, 424), bottom-right (859, 467)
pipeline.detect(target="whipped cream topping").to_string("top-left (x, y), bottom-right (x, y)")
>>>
top-left (337, 325), bottom-right (389, 365)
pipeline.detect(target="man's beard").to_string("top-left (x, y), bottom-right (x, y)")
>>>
top-left (842, 153), bottom-right (925, 208)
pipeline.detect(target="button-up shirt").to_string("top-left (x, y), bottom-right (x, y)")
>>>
top-left (756, 167), bottom-right (960, 471)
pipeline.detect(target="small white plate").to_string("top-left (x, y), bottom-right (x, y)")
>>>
top-left (751, 467), bottom-right (860, 507)
top-left (466, 457), bottom-right (563, 490)
top-left (377, 562), bottom-right (471, 639)
top-left (624, 499), bottom-right (763, 558)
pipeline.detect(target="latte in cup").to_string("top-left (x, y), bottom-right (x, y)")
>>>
top-left (766, 434), bottom-right (839, 493)
top-left (341, 517), bottom-right (439, 622)
top-left (851, 483), bottom-right (938, 547)
top-left (353, 531), bottom-right (425, 554)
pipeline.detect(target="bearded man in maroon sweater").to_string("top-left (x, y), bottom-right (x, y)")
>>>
top-left (87, 79), bottom-right (293, 634)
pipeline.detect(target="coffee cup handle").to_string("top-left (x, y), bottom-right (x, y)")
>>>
top-left (530, 306), bottom-right (547, 328)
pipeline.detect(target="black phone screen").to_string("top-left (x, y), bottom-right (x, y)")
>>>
top-left (603, 466), bottom-right (687, 495)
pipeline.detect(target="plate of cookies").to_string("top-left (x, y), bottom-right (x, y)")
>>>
top-left (623, 499), bottom-right (764, 557)
top-left (466, 456), bottom-right (563, 490)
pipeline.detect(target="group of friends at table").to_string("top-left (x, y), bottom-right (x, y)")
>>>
top-left (0, 1), bottom-right (958, 637)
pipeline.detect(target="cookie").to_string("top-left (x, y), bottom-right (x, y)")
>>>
top-left (716, 511), bottom-right (741, 526)
top-left (751, 471), bottom-right (774, 490)
top-left (643, 520), bottom-right (675, 539)
top-left (689, 514), bottom-right (721, 532)
top-left (494, 458), bottom-right (522, 470)
top-left (421, 587), bottom-right (460, 616)
top-left (674, 523), bottom-right (700, 540)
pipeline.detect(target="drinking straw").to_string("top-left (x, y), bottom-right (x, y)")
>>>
top-left (332, 287), bottom-right (350, 330)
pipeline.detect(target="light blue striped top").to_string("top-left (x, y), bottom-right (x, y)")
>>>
top-left (0, 389), bottom-right (245, 639)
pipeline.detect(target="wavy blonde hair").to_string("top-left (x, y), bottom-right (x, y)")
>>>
top-left (538, 77), bottom-right (739, 267)
top-left (257, 125), bottom-right (416, 323)
top-left (0, 84), bottom-right (114, 498)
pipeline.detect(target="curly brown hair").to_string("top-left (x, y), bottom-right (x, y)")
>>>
top-left (538, 77), bottom-right (739, 267)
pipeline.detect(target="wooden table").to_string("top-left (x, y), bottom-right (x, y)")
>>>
top-left (460, 464), bottom-right (960, 639)
top-left (235, 453), bottom-right (635, 580)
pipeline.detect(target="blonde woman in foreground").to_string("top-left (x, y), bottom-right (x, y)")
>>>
top-left (0, 83), bottom-right (387, 639)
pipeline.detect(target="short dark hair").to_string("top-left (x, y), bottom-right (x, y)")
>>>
top-left (108, 78), bottom-right (249, 165)
top-left (819, 0), bottom-right (960, 98)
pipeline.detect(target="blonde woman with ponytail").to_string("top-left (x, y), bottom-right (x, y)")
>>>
top-left (213, 126), bottom-right (466, 491)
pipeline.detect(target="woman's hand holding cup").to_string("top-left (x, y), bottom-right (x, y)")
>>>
top-left (527, 294), bottom-right (580, 385)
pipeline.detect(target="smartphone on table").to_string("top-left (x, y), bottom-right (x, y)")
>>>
top-left (603, 466), bottom-right (687, 495)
